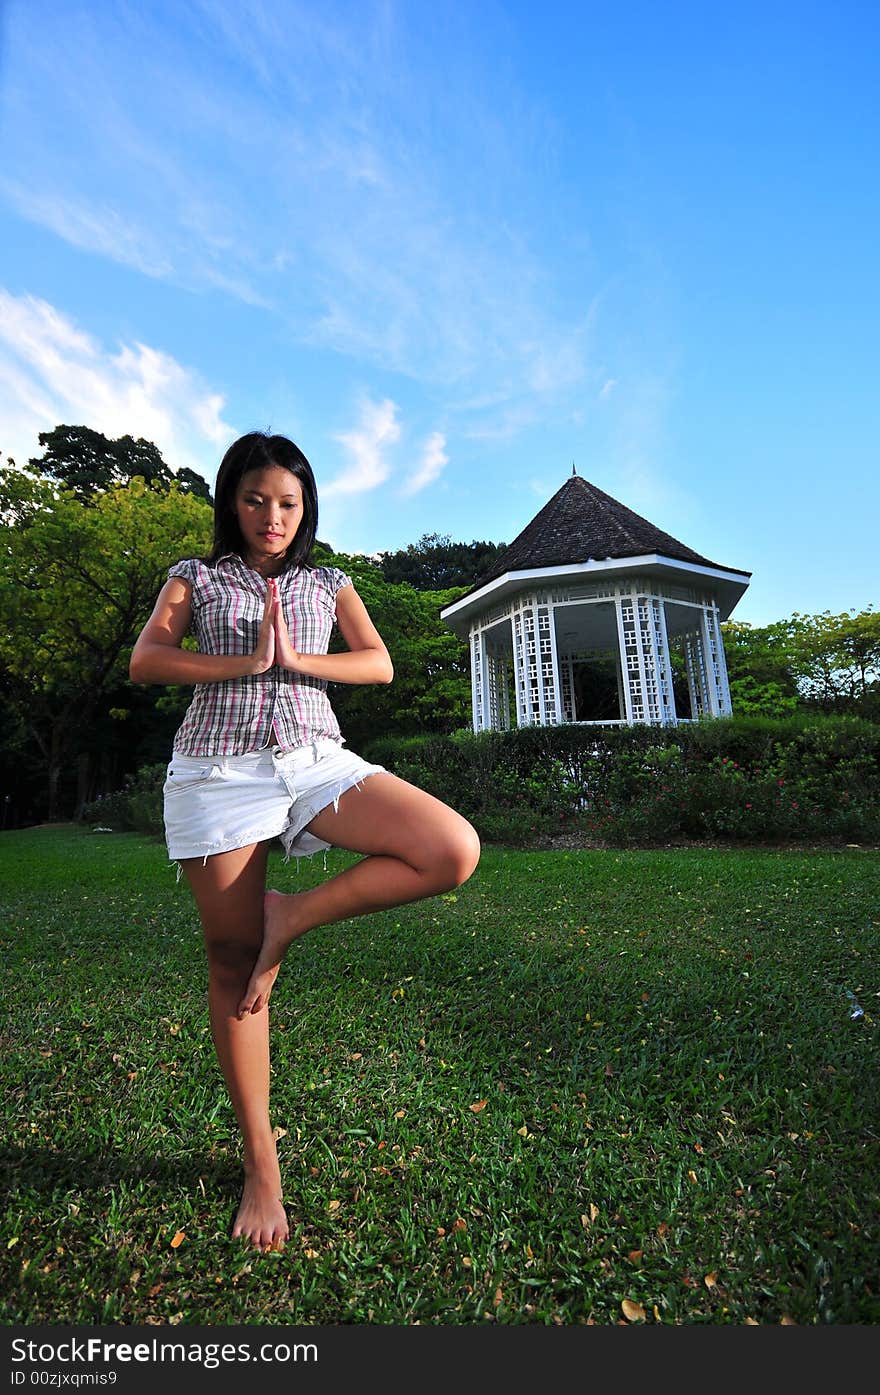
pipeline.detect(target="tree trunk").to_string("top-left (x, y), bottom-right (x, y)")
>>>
top-left (75, 750), bottom-right (92, 821)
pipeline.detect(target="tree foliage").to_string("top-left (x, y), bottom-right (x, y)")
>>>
top-left (30, 424), bottom-right (213, 504)
top-left (0, 463), bottom-right (212, 817)
top-left (722, 610), bottom-right (880, 718)
top-left (377, 531), bottom-right (505, 590)
top-left (311, 542), bottom-right (471, 750)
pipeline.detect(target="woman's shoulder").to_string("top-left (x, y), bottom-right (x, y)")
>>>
top-left (298, 562), bottom-right (353, 595)
top-left (165, 556), bottom-right (223, 589)
top-left (166, 557), bottom-right (203, 584)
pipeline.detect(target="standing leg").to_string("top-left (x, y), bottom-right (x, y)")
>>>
top-left (180, 840), bottom-right (288, 1250)
top-left (238, 772), bottom-right (481, 1015)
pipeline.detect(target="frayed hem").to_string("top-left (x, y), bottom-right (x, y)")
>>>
top-left (278, 767), bottom-right (384, 866)
top-left (166, 822), bottom-right (290, 874)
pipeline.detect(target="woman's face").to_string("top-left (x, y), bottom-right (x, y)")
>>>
top-left (234, 465), bottom-right (304, 573)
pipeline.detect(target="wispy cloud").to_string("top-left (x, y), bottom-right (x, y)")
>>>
top-left (0, 180), bottom-right (174, 280)
top-left (400, 431), bottom-right (448, 496)
top-left (0, 289), bottom-right (234, 477)
top-left (323, 397), bottom-right (401, 498)
top-left (0, 0), bottom-right (597, 434)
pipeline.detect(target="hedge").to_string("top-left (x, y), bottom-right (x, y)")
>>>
top-left (80, 714), bottom-right (880, 847)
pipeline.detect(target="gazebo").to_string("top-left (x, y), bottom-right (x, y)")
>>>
top-left (440, 470), bottom-right (751, 732)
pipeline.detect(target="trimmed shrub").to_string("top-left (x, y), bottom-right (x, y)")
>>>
top-left (80, 762), bottom-right (166, 836)
top-left (365, 715), bottom-right (880, 846)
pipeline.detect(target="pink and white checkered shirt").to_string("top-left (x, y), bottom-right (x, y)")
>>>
top-left (167, 554), bottom-right (353, 756)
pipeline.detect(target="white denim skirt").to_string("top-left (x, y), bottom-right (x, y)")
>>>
top-left (163, 737), bottom-right (386, 865)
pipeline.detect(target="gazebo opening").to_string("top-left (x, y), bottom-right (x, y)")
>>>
top-left (555, 601), bottom-right (622, 722)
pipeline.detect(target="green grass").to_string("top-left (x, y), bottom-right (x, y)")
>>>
top-left (1, 824), bottom-right (878, 1326)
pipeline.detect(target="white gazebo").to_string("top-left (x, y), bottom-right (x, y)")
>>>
top-left (440, 471), bottom-right (751, 732)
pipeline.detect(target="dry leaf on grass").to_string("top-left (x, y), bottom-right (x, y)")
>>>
top-left (621, 1299), bottom-right (646, 1322)
top-left (469, 1100), bottom-right (488, 1113)
top-left (170, 1231), bottom-right (185, 1249)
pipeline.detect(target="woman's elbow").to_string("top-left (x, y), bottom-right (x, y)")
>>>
top-left (128, 653), bottom-right (147, 684)
top-left (128, 641), bottom-right (155, 684)
top-left (380, 654), bottom-right (394, 683)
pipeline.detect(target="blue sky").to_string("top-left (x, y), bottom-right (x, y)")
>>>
top-left (1, 0), bottom-right (877, 626)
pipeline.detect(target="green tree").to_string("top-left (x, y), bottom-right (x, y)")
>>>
top-left (378, 531), bottom-right (505, 590)
top-left (788, 609), bottom-right (880, 713)
top-left (30, 424), bottom-right (212, 503)
top-left (311, 543), bottom-right (472, 745)
top-left (0, 463), bottom-right (212, 819)
top-left (721, 619), bottom-right (800, 716)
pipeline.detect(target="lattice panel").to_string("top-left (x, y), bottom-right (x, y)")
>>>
top-left (684, 630), bottom-right (710, 717)
top-left (513, 608), bottom-right (538, 725)
top-left (559, 655), bottom-right (575, 722)
top-left (486, 650), bottom-right (511, 731)
top-left (470, 629), bottom-right (485, 731)
top-left (536, 605), bottom-right (560, 724)
top-left (704, 607), bottom-right (732, 714)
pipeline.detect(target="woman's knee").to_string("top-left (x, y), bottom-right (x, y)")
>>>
top-left (431, 818), bottom-right (481, 890)
top-left (204, 932), bottom-right (258, 986)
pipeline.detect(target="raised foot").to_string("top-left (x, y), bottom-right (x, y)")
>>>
top-left (232, 1173), bottom-right (289, 1252)
top-left (236, 889), bottom-right (301, 1018)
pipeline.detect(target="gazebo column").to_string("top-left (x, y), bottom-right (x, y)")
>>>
top-left (486, 647), bottom-right (510, 731)
top-left (560, 652), bottom-right (575, 722)
top-left (536, 601), bottom-right (562, 725)
top-left (615, 590), bottom-right (675, 724)
top-left (653, 595), bottom-right (677, 723)
top-left (702, 604), bottom-right (732, 716)
top-left (469, 627), bottom-right (487, 731)
top-left (512, 605), bottom-right (536, 725)
top-left (684, 627), bottom-right (711, 716)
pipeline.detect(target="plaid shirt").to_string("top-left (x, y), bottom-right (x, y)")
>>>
top-left (167, 554), bottom-right (353, 756)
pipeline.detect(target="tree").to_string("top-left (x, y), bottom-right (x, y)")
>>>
top-left (788, 609), bottom-right (880, 713)
top-left (0, 463), bottom-right (212, 819)
top-left (378, 531), bottom-right (506, 590)
top-left (30, 424), bottom-right (212, 504)
top-left (311, 543), bottom-right (472, 746)
top-left (721, 619), bottom-right (801, 716)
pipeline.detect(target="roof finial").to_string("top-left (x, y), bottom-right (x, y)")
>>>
top-left (571, 460), bottom-right (577, 476)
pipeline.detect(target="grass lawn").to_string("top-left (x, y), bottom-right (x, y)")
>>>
top-left (1, 824), bottom-right (878, 1326)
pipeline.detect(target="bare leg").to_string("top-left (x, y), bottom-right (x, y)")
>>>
top-left (238, 772), bottom-right (480, 1016)
top-left (180, 841), bottom-right (288, 1250)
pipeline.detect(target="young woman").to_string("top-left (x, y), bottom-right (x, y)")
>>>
top-left (129, 431), bottom-right (481, 1252)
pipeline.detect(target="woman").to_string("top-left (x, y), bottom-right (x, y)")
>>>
top-left (129, 431), bottom-right (481, 1252)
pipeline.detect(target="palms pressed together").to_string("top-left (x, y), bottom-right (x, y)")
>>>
top-left (251, 577), bottom-right (303, 675)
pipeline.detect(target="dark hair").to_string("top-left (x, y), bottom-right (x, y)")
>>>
top-left (209, 431), bottom-right (318, 571)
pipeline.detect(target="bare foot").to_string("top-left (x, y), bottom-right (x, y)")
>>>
top-left (237, 890), bottom-right (305, 1018)
top-left (232, 1169), bottom-right (289, 1251)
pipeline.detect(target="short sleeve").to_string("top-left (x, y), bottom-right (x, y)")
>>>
top-left (167, 559), bottom-right (198, 586)
top-left (327, 567), bottom-right (352, 595)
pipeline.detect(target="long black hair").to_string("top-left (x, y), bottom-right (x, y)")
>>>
top-left (208, 431), bottom-right (318, 572)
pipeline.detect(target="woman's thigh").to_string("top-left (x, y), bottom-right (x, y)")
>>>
top-left (180, 840), bottom-right (271, 954)
top-left (304, 771), bottom-right (480, 873)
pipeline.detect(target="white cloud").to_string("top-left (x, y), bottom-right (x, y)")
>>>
top-left (322, 397), bottom-right (401, 497)
top-left (0, 289), bottom-right (234, 477)
top-left (399, 431), bottom-right (448, 496)
top-left (599, 378), bottom-right (617, 399)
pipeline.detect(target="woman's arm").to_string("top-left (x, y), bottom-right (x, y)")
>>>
top-left (129, 577), bottom-right (277, 685)
top-left (274, 582), bottom-right (394, 685)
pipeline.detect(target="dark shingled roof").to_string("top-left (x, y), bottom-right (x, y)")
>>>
top-left (475, 474), bottom-right (746, 586)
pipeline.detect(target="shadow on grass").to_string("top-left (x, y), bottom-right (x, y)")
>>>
top-left (1, 1143), bottom-right (239, 1200)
